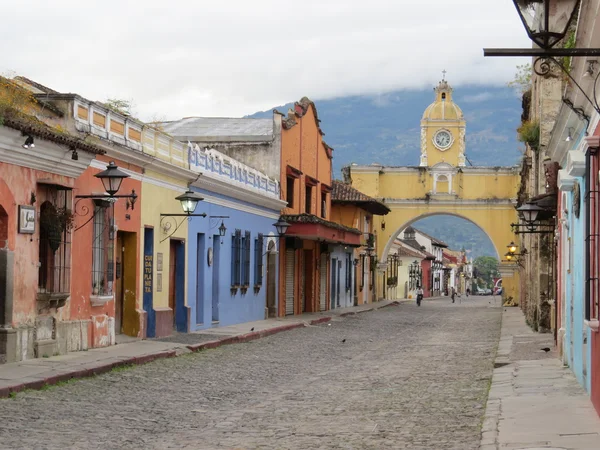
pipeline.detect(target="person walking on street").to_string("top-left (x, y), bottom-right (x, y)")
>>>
top-left (416, 286), bottom-right (424, 307)
top-left (451, 286), bottom-right (456, 303)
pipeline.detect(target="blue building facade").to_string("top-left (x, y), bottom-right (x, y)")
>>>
top-left (559, 136), bottom-right (591, 393)
top-left (186, 145), bottom-right (286, 331)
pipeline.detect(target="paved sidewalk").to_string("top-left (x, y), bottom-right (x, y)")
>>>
top-left (480, 307), bottom-right (600, 449)
top-left (0, 299), bottom-right (398, 397)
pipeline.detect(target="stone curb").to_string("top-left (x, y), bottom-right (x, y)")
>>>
top-left (186, 322), bottom-right (307, 352)
top-left (378, 301), bottom-right (400, 308)
top-left (338, 301), bottom-right (400, 317)
top-left (0, 304), bottom-right (392, 399)
top-left (0, 349), bottom-right (177, 399)
top-left (478, 310), bottom-right (508, 450)
top-left (309, 317), bottom-right (332, 325)
top-left (187, 317), bottom-right (335, 353)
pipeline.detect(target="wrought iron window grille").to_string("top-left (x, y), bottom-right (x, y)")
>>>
top-left (37, 185), bottom-right (73, 304)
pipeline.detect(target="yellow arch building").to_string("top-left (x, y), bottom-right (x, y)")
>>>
top-left (347, 79), bottom-right (521, 301)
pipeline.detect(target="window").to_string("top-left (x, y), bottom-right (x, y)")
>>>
top-left (305, 184), bottom-right (312, 214)
top-left (345, 253), bottom-right (352, 291)
top-left (321, 191), bottom-right (327, 218)
top-left (286, 176), bottom-right (295, 208)
top-left (231, 229), bottom-right (242, 286)
top-left (91, 201), bottom-right (112, 296)
top-left (243, 230), bottom-right (251, 286)
top-left (254, 233), bottom-right (264, 286)
top-left (370, 255), bottom-right (376, 288)
top-left (38, 185), bottom-right (73, 296)
top-left (360, 254), bottom-right (365, 290)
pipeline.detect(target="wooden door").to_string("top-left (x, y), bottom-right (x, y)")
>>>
top-left (115, 233), bottom-right (124, 334)
top-left (169, 241), bottom-right (177, 327)
top-left (285, 249), bottom-right (295, 315)
top-left (303, 250), bottom-right (314, 312)
top-left (266, 242), bottom-right (277, 317)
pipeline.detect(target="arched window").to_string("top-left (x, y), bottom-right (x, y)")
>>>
top-left (434, 174), bottom-right (450, 194)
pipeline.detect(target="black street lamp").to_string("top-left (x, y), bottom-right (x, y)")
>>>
top-left (74, 161), bottom-right (139, 232)
top-left (274, 219), bottom-right (291, 237)
top-left (485, 0), bottom-right (600, 116)
top-left (160, 190), bottom-right (228, 243)
top-left (513, 0), bottom-right (580, 50)
top-left (175, 190), bottom-right (204, 215)
top-left (511, 202), bottom-right (554, 234)
top-left (95, 161), bottom-right (130, 197)
top-left (218, 220), bottom-right (227, 237)
top-left (517, 202), bottom-right (545, 223)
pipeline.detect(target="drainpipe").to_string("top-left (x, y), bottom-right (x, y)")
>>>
top-left (585, 146), bottom-right (591, 321)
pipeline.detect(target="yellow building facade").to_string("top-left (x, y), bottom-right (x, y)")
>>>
top-left (347, 79), bottom-right (522, 302)
top-left (139, 128), bottom-right (197, 338)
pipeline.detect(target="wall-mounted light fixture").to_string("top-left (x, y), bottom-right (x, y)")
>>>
top-left (565, 127), bottom-right (574, 142)
top-left (160, 190), bottom-right (229, 243)
top-left (484, 1), bottom-right (600, 118)
top-left (22, 135), bottom-right (34, 149)
top-left (583, 60), bottom-right (597, 78)
top-left (511, 202), bottom-right (555, 234)
top-left (74, 161), bottom-right (139, 231)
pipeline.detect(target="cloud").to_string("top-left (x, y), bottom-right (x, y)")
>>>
top-left (461, 92), bottom-right (494, 103)
top-left (0, 0), bottom-right (532, 120)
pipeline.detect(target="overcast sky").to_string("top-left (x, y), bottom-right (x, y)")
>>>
top-left (2, 1), bottom-right (531, 120)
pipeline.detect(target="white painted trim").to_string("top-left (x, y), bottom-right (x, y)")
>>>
top-left (566, 149), bottom-right (586, 177)
top-left (200, 192), bottom-right (281, 219)
top-left (93, 158), bottom-right (281, 218)
top-left (148, 158), bottom-right (197, 182)
top-left (192, 176), bottom-right (287, 212)
top-left (585, 319), bottom-right (600, 332)
top-left (558, 169), bottom-right (575, 192)
top-left (350, 165), bottom-right (519, 175)
top-left (0, 128), bottom-right (94, 178)
top-left (384, 198), bottom-right (516, 206)
top-left (90, 295), bottom-right (114, 307)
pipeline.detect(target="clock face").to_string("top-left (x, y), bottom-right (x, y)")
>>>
top-left (434, 130), bottom-right (452, 150)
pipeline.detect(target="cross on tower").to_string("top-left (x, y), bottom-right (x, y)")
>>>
top-left (442, 69), bottom-right (447, 81)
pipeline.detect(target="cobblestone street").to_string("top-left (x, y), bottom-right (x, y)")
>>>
top-left (0, 297), bottom-right (501, 450)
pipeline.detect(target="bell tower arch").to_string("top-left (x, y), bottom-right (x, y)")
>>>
top-left (348, 77), bottom-right (521, 304)
top-left (420, 76), bottom-right (466, 168)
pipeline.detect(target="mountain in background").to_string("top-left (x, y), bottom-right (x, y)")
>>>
top-left (247, 85), bottom-right (521, 259)
top-left (247, 85), bottom-right (524, 177)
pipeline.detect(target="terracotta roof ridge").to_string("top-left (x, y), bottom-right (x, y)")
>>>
top-left (281, 213), bottom-right (361, 235)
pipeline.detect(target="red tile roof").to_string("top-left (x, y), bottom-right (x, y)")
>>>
top-left (2, 108), bottom-right (105, 155)
top-left (331, 180), bottom-right (390, 215)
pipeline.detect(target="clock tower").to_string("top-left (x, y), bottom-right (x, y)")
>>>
top-left (419, 77), bottom-right (466, 168)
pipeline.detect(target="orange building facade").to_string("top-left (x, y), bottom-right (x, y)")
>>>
top-left (0, 95), bottom-right (109, 362)
top-left (330, 180), bottom-right (390, 306)
top-left (278, 98), bottom-right (361, 316)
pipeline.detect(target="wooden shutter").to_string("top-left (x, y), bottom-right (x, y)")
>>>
top-left (320, 253), bottom-right (327, 311)
top-left (244, 231), bottom-right (251, 286)
top-left (285, 249), bottom-right (295, 315)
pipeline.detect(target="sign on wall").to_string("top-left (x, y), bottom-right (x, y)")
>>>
top-left (18, 205), bottom-right (35, 234)
top-left (144, 254), bottom-right (153, 294)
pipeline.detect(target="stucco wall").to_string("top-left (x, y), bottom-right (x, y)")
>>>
top-left (186, 193), bottom-right (279, 330)
top-left (139, 172), bottom-right (189, 338)
top-left (0, 163), bottom-right (75, 328)
top-left (564, 176), bottom-right (590, 392)
top-left (72, 157), bottom-right (142, 344)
